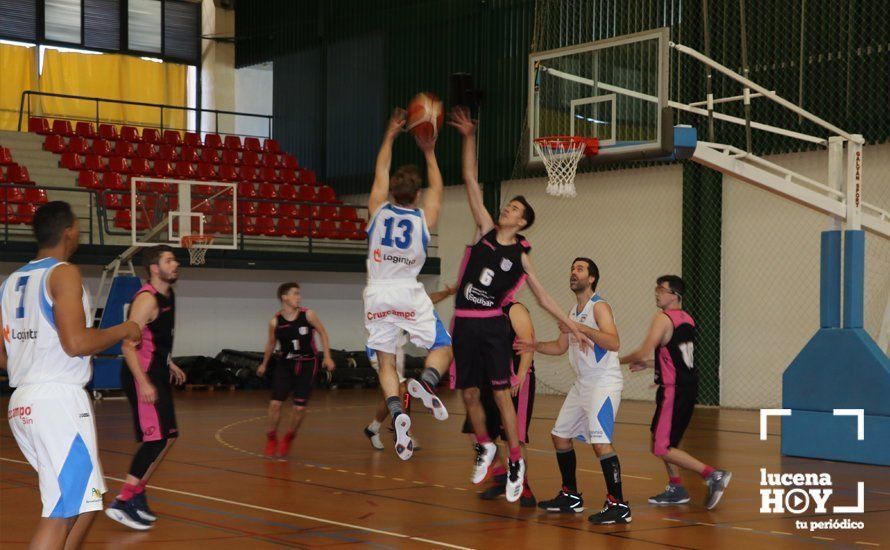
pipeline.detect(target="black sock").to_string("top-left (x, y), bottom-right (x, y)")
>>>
top-left (386, 396), bottom-right (404, 421)
top-left (556, 448), bottom-right (577, 492)
top-left (600, 452), bottom-right (623, 502)
top-left (420, 367), bottom-right (441, 388)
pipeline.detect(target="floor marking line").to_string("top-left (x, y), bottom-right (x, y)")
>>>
top-left (0, 457), bottom-right (475, 550)
top-left (812, 536), bottom-right (835, 541)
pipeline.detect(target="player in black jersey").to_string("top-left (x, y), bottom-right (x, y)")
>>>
top-left (258, 282), bottom-right (335, 457)
top-left (108, 245), bottom-right (186, 530)
top-left (620, 275), bottom-right (730, 509)
top-left (449, 108), bottom-right (589, 503)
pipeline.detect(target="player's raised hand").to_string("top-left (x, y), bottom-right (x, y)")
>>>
top-left (448, 107), bottom-right (477, 137)
top-left (387, 108), bottom-right (407, 136)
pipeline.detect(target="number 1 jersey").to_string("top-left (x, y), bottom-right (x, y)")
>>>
top-left (366, 202), bottom-right (431, 282)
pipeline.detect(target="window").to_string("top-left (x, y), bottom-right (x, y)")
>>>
top-left (0, 0), bottom-right (38, 42)
top-left (128, 0), bottom-right (162, 53)
top-left (45, 0), bottom-right (82, 43)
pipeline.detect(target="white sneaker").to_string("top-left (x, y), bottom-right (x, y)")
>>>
top-left (407, 379), bottom-right (449, 421)
top-left (506, 458), bottom-right (526, 503)
top-left (471, 442), bottom-right (497, 484)
top-left (393, 413), bottom-right (413, 460)
top-left (364, 426), bottom-right (384, 450)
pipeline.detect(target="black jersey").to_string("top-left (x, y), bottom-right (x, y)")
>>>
top-left (654, 309), bottom-right (697, 387)
top-left (133, 283), bottom-right (175, 374)
top-left (275, 309), bottom-right (316, 361)
top-left (455, 229), bottom-right (531, 313)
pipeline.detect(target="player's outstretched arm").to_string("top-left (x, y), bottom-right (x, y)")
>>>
top-left (122, 292), bottom-right (159, 403)
top-left (51, 263), bottom-right (141, 357)
top-left (415, 132), bottom-right (444, 230)
top-left (428, 283), bottom-right (457, 305)
top-left (573, 301), bottom-right (620, 352)
top-left (619, 313), bottom-right (672, 372)
top-left (256, 318), bottom-right (277, 377)
top-left (533, 333), bottom-right (569, 356)
top-left (520, 253), bottom-right (590, 350)
top-left (449, 107), bottom-right (495, 235)
top-left (508, 303), bottom-right (535, 396)
top-left (307, 309), bottom-right (335, 371)
top-left (369, 108), bottom-right (407, 215)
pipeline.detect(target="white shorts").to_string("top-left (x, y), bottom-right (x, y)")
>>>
top-left (551, 380), bottom-right (623, 444)
top-left (8, 383), bottom-right (106, 518)
top-left (363, 280), bottom-right (451, 354)
top-left (367, 333), bottom-right (407, 383)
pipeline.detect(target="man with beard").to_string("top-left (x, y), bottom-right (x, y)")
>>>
top-left (107, 245), bottom-right (187, 530)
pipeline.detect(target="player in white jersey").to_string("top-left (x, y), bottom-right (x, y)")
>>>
top-left (364, 108), bottom-right (453, 460)
top-left (1, 201), bottom-right (141, 549)
top-left (530, 258), bottom-right (632, 524)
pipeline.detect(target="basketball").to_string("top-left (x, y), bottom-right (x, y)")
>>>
top-left (406, 92), bottom-right (444, 140)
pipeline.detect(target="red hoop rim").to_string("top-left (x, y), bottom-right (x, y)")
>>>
top-left (534, 135), bottom-right (599, 155)
top-left (181, 234), bottom-right (214, 248)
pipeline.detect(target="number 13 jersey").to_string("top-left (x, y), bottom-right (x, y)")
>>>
top-left (366, 202), bottom-right (431, 282)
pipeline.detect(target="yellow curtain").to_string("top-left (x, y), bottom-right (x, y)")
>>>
top-left (39, 50), bottom-right (187, 131)
top-left (0, 44), bottom-right (38, 131)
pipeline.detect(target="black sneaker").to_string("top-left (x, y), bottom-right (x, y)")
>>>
top-left (519, 486), bottom-right (537, 508)
top-left (648, 484), bottom-right (691, 505)
top-left (705, 470), bottom-right (732, 509)
top-left (537, 487), bottom-right (584, 513)
top-left (588, 497), bottom-right (632, 524)
top-left (479, 476), bottom-right (507, 500)
top-left (105, 498), bottom-right (153, 530)
top-left (130, 491), bottom-right (157, 522)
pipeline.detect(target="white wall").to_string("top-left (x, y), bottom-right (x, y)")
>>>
top-left (234, 63), bottom-right (273, 138)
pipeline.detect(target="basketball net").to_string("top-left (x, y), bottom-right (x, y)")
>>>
top-left (534, 136), bottom-right (598, 198)
top-left (181, 234), bottom-right (214, 266)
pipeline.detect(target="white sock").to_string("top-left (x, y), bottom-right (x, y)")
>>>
top-left (368, 420), bottom-right (382, 433)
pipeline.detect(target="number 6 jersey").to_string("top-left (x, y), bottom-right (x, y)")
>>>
top-left (366, 202), bottom-right (431, 282)
top-left (454, 228), bottom-right (531, 314)
top-left (1, 257), bottom-right (93, 387)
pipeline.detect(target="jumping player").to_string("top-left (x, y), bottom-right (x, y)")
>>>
top-left (258, 282), bottom-right (335, 457)
top-left (1, 201), bottom-right (141, 548)
top-left (532, 258), bottom-right (630, 524)
top-left (449, 107), bottom-right (589, 503)
top-left (364, 108), bottom-right (453, 460)
top-left (620, 275), bottom-right (731, 509)
top-left (107, 245), bottom-right (187, 530)
top-left (460, 300), bottom-right (537, 507)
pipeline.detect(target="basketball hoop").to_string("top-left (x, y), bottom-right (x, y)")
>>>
top-left (534, 136), bottom-right (598, 198)
top-left (181, 234), bottom-right (214, 266)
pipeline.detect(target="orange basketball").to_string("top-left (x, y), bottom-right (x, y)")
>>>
top-left (406, 92), bottom-right (444, 140)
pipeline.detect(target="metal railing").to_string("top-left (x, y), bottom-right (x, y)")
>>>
top-left (17, 90), bottom-right (274, 139)
top-left (2, 183), bottom-right (97, 244)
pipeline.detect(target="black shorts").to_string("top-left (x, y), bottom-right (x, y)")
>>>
top-left (122, 365), bottom-right (178, 442)
top-left (461, 369), bottom-right (535, 444)
top-left (453, 316), bottom-right (513, 390)
top-left (271, 357), bottom-right (317, 406)
top-left (650, 383), bottom-right (697, 455)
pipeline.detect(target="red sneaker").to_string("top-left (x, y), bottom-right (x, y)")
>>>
top-left (264, 431), bottom-right (277, 457)
top-left (277, 431), bottom-right (295, 457)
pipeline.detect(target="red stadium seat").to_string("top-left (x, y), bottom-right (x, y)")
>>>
top-left (78, 170), bottom-right (101, 189)
top-left (43, 135), bottom-right (65, 153)
top-left (278, 202), bottom-right (299, 217)
top-left (174, 162), bottom-right (195, 179)
top-left (260, 152), bottom-right (281, 168)
top-left (197, 163), bottom-right (217, 180)
top-left (238, 165), bottom-right (257, 182)
top-left (237, 182), bottom-right (257, 198)
top-left (316, 220), bottom-right (338, 239)
top-left (59, 152), bottom-right (82, 170)
top-left (338, 206), bottom-right (360, 221)
top-left (67, 136), bottom-right (89, 154)
top-left (221, 150), bottom-right (241, 165)
top-left (163, 130), bottom-right (182, 146)
top-left (29, 117), bottom-right (51, 135)
top-left (201, 147), bottom-right (220, 164)
top-left (257, 201), bottom-right (279, 217)
top-left (92, 138), bottom-right (113, 156)
top-left (75, 121), bottom-right (96, 139)
top-left (239, 201), bottom-right (259, 216)
top-left (224, 136), bottom-right (243, 151)
top-left (129, 158), bottom-right (151, 177)
top-left (203, 134), bottom-right (223, 149)
top-left (15, 203), bottom-right (38, 223)
top-left (142, 128), bottom-right (162, 145)
top-left (240, 216), bottom-right (260, 236)
top-left (279, 168), bottom-right (297, 185)
top-left (114, 209), bottom-right (150, 230)
top-left (244, 137), bottom-right (262, 152)
top-left (120, 126), bottom-right (141, 142)
top-left (278, 183), bottom-right (297, 201)
top-left (136, 142), bottom-right (158, 159)
top-left (82, 155), bottom-right (106, 172)
top-left (297, 185), bottom-right (316, 203)
top-left (318, 205), bottom-right (338, 220)
top-left (25, 187), bottom-right (49, 204)
top-left (7, 164), bottom-right (33, 184)
top-left (0, 147), bottom-right (13, 165)
top-left (206, 214), bottom-right (232, 233)
top-left (339, 220), bottom-right (365, 240)
top-left (257, 217), bottom-right (280, 236)
top-left (158, 144), bottom-right (179, 161)
top-left (98, 123), bottom-right (119, 141)
top-left (218, 164), bottom-right (239, 181)
top-left (298, 168), bottom-right (315, 184)
top-left (114, 140), bottom-right (136, 158)
top-left (259, 167), bottom-right (279, 183)
top-left (107, 156), bottom-right (129, 174)
top-left (153, 160), bottom-right (173, 178)
top-left (5, 186), bottom-right (27, 203)
top-left (317, 185), bottom-right (337, 203)
top-left (257, 182), bottom-right (277, 200)
top-left (184, 132), bottom-right (202, 147)
top-left (213, 198), bottom-right (234, 214)
top-left (179, 146), bottom-right (199, 163)
top-left (192, 197), bottom-right (213, 214)
top-left (278, 217), bottom-right (299, 238)
top-left (102, 172), bottom-right (127, 190)
top-left (52, 120), bottom-right (74, 137)
top-left (241, 151), bottom-right (260, 167)
top-left (283, 154), bottom-right (299, 170)
top-left (263, 138), bottom-right (280, 153)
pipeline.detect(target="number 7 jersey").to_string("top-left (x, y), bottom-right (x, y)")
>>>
top-left (366, 202), bottom-right (431, 281)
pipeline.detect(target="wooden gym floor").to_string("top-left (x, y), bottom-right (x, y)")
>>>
top-left (1, 389), bottom-right (888, 549)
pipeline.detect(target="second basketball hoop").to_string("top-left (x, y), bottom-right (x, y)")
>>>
top-left (533, 136), bottom-right (598, 198)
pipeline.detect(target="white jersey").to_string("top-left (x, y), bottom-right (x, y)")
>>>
top-left (1, 258), bottom-right (93, 387)
top-left (366, 202), bottom-right (431, 282)
top-left (567, 294), bottom-right (622, 386)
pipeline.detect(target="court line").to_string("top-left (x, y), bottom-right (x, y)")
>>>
top-left (0, 457), bottom-right (475, 550)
